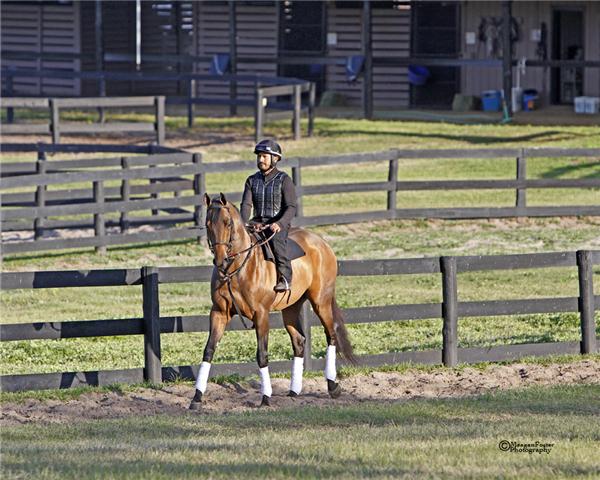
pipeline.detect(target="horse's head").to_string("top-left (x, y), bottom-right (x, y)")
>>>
top-left (204, 192), bottom-right (243, 272)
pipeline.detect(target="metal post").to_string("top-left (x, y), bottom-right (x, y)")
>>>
top-left (577, 250), bottom-right (597, 354)
top-left (308, 82), bottom-right (315, 137)
top-left (229, 0), bottom-right (238, 116)
top-left (292, 163), bottom-right (303, 218)
top-left (193, 153), bottom-right (206, 243)
top-left (255, 88), bottom-right (264, 142)
top-left (502, 0), bottom-right (513, 117)
top-left (34, 159), bottom-right (47, 240)
top-left (142, 266), bottom-right (162, 384)
top-left (95, 0), bottom-right (105, 122)
top-left (387, 150), bottom-right (399, 218)
top-left (49, 99), bottom-right (60, 144)
top-left (187, 78), bottom-right (194, 127)
top-left (362, 0), bottom-right (373, 119)
top-left (293, 85), bottom-right (301, 140)
top-left (516, 148), bottom-right (526, 212)
top-left (120, 157), bottom-right (130, 233)
top-left (93, 180), bottom-right (106, 254)
top-left (155, 96), bottom-right (165, 145)
top-left (441, 256), bottom-right (458, 367)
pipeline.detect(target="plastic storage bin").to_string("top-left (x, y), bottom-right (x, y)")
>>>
top-left (481, 90), bottom-right (502, 111)
top-left (522, 89), bottom-right (539, 111)
top-left (574, 97), bottom-right (600, 114)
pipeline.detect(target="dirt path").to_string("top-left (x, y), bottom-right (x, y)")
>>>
top-left (2, 360), bottom-right (599, 426)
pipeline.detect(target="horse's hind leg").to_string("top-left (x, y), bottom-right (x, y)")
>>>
top-left (282, 298), bottom-right (307, 396)
top-left (307, 294), bottom-right (342, 399)
top-left (189, 309), bottom-right (228, 410)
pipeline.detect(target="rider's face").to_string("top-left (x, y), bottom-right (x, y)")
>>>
top-left (257, 152), bottom-right (273, 172)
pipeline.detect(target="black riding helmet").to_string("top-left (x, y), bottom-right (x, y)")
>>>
top-left (254, 139), bottom-right (282, 160)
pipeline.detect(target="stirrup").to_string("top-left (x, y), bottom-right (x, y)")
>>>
top-left (274, 277), bottom-right (291, 292)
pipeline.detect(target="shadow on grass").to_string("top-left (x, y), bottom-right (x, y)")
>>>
top-left (540, 160), bottom-right (600, 180)
top-left (317, 128), bottom-right (579, 145)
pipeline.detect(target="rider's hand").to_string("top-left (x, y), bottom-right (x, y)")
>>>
top-left (270, 223), bottom-right (281, 233)
top-left (249, 222), bottom-right (264, 232)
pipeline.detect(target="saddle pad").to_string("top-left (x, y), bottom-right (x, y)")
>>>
top-left (253, 232), bottom-right (305, 263)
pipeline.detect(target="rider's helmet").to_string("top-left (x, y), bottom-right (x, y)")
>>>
top-left (254, 139), bottom-right (282, 162)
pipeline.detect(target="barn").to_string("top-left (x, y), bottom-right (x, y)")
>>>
top-left (1, 0), bottom-right (599, 112)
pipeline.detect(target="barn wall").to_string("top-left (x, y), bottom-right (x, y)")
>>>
top-left (1, 1), bottom-right (81, 96)
top-left (461, 0), bottom-right (599, 104)
top-left (195, 1), bottom-right (278, 101)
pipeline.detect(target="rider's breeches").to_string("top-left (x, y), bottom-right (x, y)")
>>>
top-left (270, 228), bottom-right (292, 283)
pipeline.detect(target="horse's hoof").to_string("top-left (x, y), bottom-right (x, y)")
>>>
top-left (327, 379), bottom-right (342, 399)
top-left (287, 390), bottom-right (298, 398)
top-left (260, 395), bottom-right (271, 407)
top-left (189, 390), bottom-right (203, 410)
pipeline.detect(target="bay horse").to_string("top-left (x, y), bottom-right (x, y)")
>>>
top-left (189, 192), bottom-right (355, 409)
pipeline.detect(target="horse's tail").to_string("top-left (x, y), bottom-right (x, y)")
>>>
top-left (331, 296), bottom-right (357, 365)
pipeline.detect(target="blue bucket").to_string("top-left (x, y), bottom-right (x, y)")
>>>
top-left (408, 65), bottom-right (430, 86)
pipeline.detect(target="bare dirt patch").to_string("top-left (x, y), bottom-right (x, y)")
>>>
top-left (2, 360), bottom-right (599, 426)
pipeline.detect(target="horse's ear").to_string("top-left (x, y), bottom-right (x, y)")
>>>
top-left (219, 192), bottom-right (227, 205)
top-left (204, 193), bottom-right (211, 207)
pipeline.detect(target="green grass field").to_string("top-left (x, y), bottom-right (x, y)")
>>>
top-left (1, 118), bottom-right (599, 376)
top-left (2, 384), bottom-right (599, 479)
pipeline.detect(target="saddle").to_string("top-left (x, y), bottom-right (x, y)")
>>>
top-left (251, 230), bottom-right (305, 264)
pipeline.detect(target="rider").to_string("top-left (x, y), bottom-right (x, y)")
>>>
top-left (241, 139), bottom-right (297, 292)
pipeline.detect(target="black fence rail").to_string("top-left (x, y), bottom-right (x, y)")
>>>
top-left (1, 68), bottom-right (315, 141)
top-left (0, 250), bottom-right (598, 392)
top-left (1, 96), bottom-right (166, 144)
top-left (1, 151), bottom-right (205, 254)
top-left (2, 147), bottom-right (599, 255)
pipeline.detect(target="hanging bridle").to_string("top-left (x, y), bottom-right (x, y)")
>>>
top-left (206, 204), bottom-right (275, 328)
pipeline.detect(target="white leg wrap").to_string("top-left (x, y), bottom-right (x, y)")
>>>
top-left (195, 361), bottom-right (211, 393)
top-left (259, 366), bottom-right (272, 397)
top-left (290, 356), bottom-right (304, 394)
top-left (325, 345), bottom-right (337, 381)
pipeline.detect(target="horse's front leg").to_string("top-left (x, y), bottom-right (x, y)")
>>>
top-left (189, 308), bottom-right (228, 410)
top-left (255, 308), bottom-right (272, 407)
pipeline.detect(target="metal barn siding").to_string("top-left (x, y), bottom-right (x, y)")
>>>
top-left (1, 1), bottom-right (81, 96)
top-left (325, 5), bottom-right (363, 107)
top-left (195, 1), bottom-right (278, 101)
top-left (235, 2), bottom-right (278, 97)
top-left (372, 5), bottom-right (411, 109)
top-left (583, 2), bottom-right (600, 97)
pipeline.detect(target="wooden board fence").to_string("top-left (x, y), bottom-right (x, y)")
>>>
top-left (2, 147), bottom-right (599, 255)
top-left (0, 250), bottom-right (598, 392)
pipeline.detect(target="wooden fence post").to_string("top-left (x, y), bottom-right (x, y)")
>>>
top-left (120, 157), bottom-right (130, 233)
top-left (142, 266), bottom-right (162, 384)
top-left (6, 72), bottom-right (14, 123)
top-left (308, 82), bottom-right (315, 137)
top-left (34, 159), bottom-right (47, 240)
top-left (193, 153), bottom-right (206, 243)
top-left (293, 84), bottom-right (301, 141)
top-left (49, 99), bottom-right (60, 144)
top-left (516, 148), bottom-right (526, 212)
top-left (441, 256), bottom-right (458, 367)
top-left (387, 150), bottom-right (399, 219)
top-left (299, 300), bottom-right (312, 371)
top-left (255, 88), bottom-right (264, 142)
top-left (93, 180), bottom-right (106, 254)
top-left (155, 96), bottom-right (166, 145)
top-left (577, 250), bottom-right (597, 354)
top-left (292, 162), bottom-right (303, 218)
